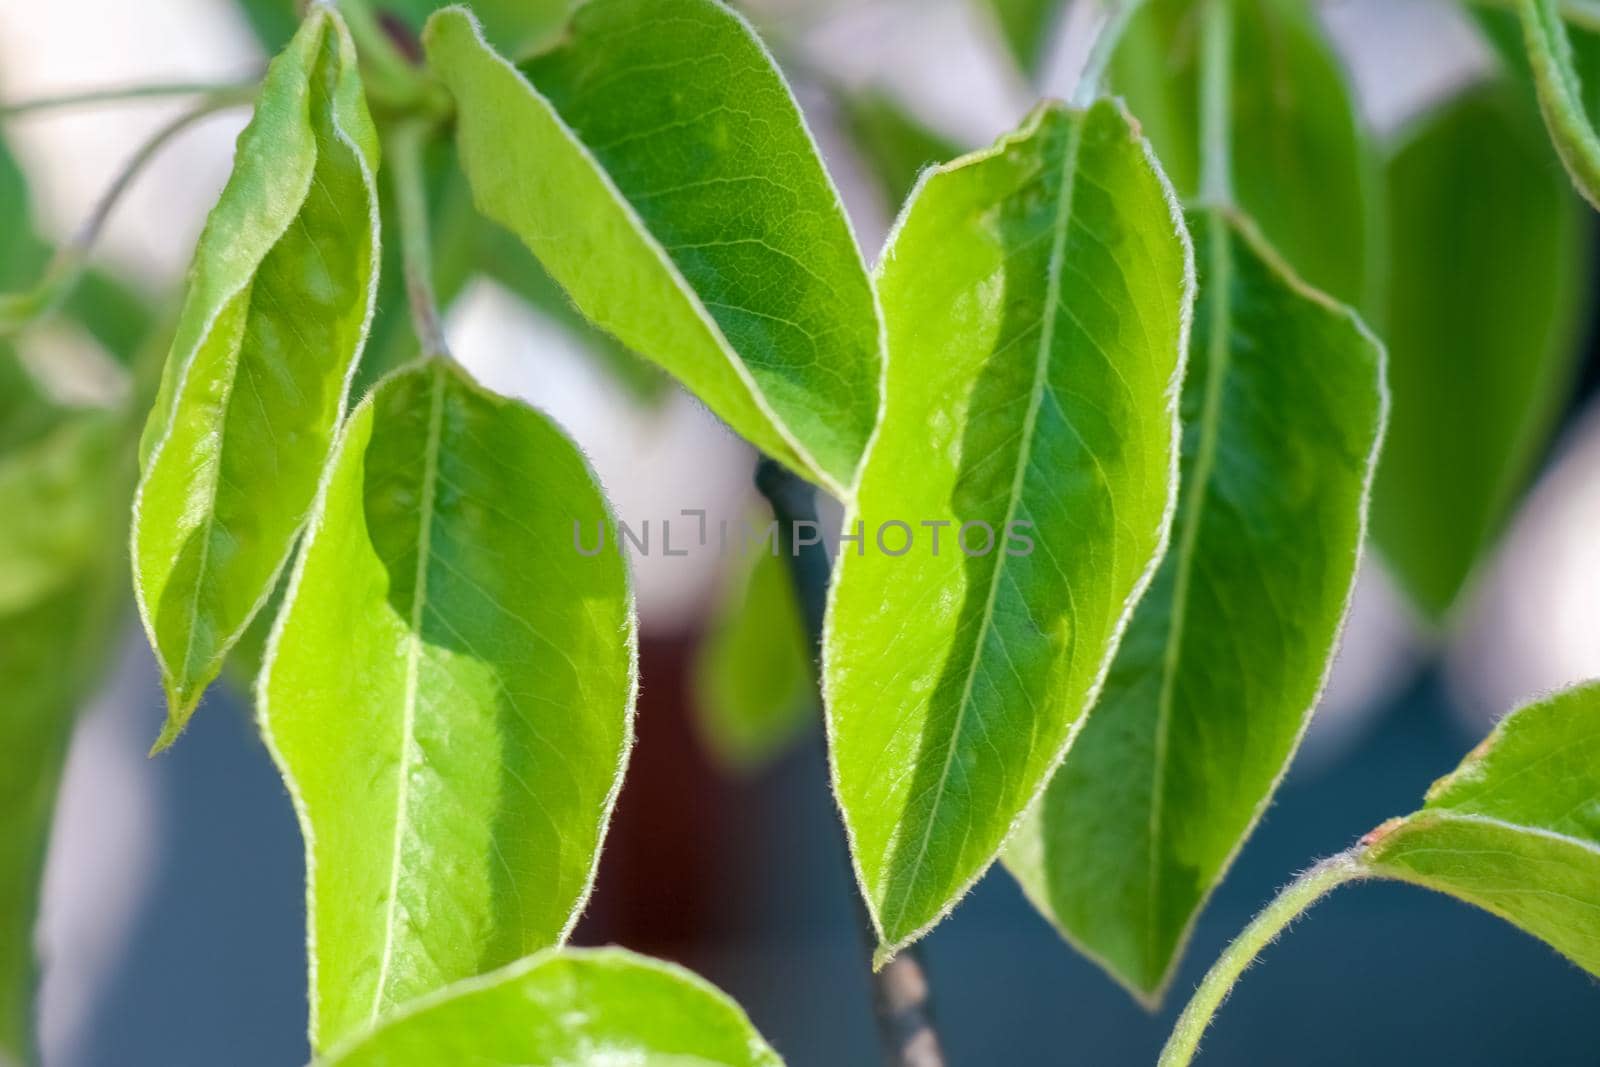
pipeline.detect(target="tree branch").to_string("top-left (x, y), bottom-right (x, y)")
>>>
top-left (753, 457), bottom-right (947, 1067)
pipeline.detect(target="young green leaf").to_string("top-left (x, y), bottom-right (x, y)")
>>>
top-left (693, 528), bottom-right (815, 773)
top-left (1109, 0), bottom-right (1378, 309)
top-left (259, 358), bottom-right (636, 1051)
top-left (1004, 209), bottom-right (1388, 1005)
top-left (826, 99), bottom-right (1193, 961)
top-left (316, 948), bottom-right (780, 1067)
top-left (423, 1), bottom-right (882, 496)
top-left (1372, 82), bottom-right (1587, 621)
top-left (1362, 680), bottom-right (1600, 971)
top-left (131, 8), bottom-right (380, 748)
top-left (1518, 0), bottom-right (1600, 207)
top-left (1161, 680), bottom-right (1600, 1065)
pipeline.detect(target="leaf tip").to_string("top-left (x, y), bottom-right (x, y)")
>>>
top-left (149, 686), bottom-right (204, 755)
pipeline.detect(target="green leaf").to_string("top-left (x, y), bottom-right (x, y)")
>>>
top-left (1518, 0), bottom-right (1600, 207)
top-left (1371, 82), bottom-right (1588, 621)
top-left (259, 358), bottom-right (636, 1051)
top-left (693, 526), bottom-right (815, 772)
top-left (836, 90), bottom-right (965, 212)
top-left (0, 414), bottom-right (120, 614)
top-left (977, 0), bottom-right (1064, 80)
top-left (1004, 210), bottom-right (1388, 1004)
top-left (825, 99), bottom-right (1192, 960)
top-left (233, 0), bottom-right (572, 58)
top-left (1362, 680), bottom-right (1600, 973)
top-left (1109, 0), bottom-right (1378, 309)
top-left (316, 948), bottom-right (780, 1067)
top-left (424, 1), bottom-right (882, 496)
top-left (131, 8), bottom-right (380, 748)
top-left (0, 567), bottom-right (125, 1062)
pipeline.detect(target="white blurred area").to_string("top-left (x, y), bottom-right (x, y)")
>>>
top-left (3, 0), bottom-right (1600, 1061)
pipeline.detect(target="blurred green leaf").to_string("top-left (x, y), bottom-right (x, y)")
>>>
top-left (1109, 0), bottom-right (1379, 309)
top-left (1006, 210), bottom-right (1387, 1004)
top-left (693, 522), bottom-right (814, 772)
top-left (826, 99), bottom-right (1191, 961)
top-left (316, 949), bottom-right (780, 1067)
top-left (1372, 81), bottom-right (1588, 620)
top-left (132, 9), bottom-right (380, 748)
top-left (977, 0), bottom-right (1063, 80)
top-left (0, 415), bottom-right (120, 615)
top-left (836, 90), bottom-right (964, 211)
top-left (424, 0), bottom-right (882, 496)
top-left (260, 358), bottom-right (636, 1051)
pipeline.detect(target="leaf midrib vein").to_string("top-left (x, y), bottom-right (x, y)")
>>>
top-left (883, 117), bottom-right (1085, 939)
top-left (1144, 208), bottom-right (1233, 979)
top-left (370, 361), bottom-right (447, 1023)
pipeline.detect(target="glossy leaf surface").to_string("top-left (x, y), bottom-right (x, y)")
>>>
top-left (1006, 210), bottom-right (1387, 1003)
top-left (317, 949), bottom-right (780, 1067)
top-left (1519, 0), bottom-right (1600, 207)
top-left (259, 358), bottom-right (635, 1050)
top-left (1109, 0), bottom-right (1377, 309)
top-left (694, 531), bottom-right (815, 772)
top-left (132, 9), bottom-right (379, 747)
top-left (424, 1), bottom-right (881, 495)
top-left (1363, 681), bottom-right (1600, 975)
top-left (826, 100), bottom-right (1191, 959)
top-left (1372, 82), bottom-right (1587, 620)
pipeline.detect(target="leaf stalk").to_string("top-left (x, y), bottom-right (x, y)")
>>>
top-left (386, 117), bottom-right (450, 361)
top-left (1158, 849), bottom-right (1369, 1067)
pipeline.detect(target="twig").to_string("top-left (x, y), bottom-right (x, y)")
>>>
top-left (0, 88), bottom-right (253, 338)
top-left (753, 457), bottom-right (947, 1067)
top-left (0, 78), bottom-right (260, 119)
top-left (385, 117), bottom-right (450, 361)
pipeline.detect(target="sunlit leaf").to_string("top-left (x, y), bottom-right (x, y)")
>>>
top-left (1362, 680), bottom-right (1600, 973)
top-left (131, 8), bottom-right (380, 748)
top-left (1371, 81), bottom-right (1588, 620)
top-left (316, 949), bottom-right (780, 1067)
top-left (1005, 210), bottom-right (1387, 1004)
top-left (826, 99), bottom-right (1192, 961)
top-left (693, 522), bottom-right (814, 773)
top-left (1109, 0), bottom-right (1378, 309)
top-left (259, 358), bottom-right (636, 1051)
top-left (424, 0), bottom-right (881, 496)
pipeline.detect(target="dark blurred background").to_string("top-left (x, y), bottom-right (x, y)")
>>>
top-left (7, 0), bottom-right (1600, 1064)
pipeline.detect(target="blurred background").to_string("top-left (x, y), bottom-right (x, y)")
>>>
top-left (3, 0), bottom-right (1600, 1063)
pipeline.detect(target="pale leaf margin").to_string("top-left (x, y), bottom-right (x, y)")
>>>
top-left (130, 7), bottom-right (381, 743)
top-left (425, 4), bottom-right (888, 499)
top-left (823, 98), bottom-right (1198, 967)
top-left (254, 359), bottom-right (641, 1048)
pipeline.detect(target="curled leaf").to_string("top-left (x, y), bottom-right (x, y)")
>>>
top-left (131, 7), bottom-right (380, 747)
